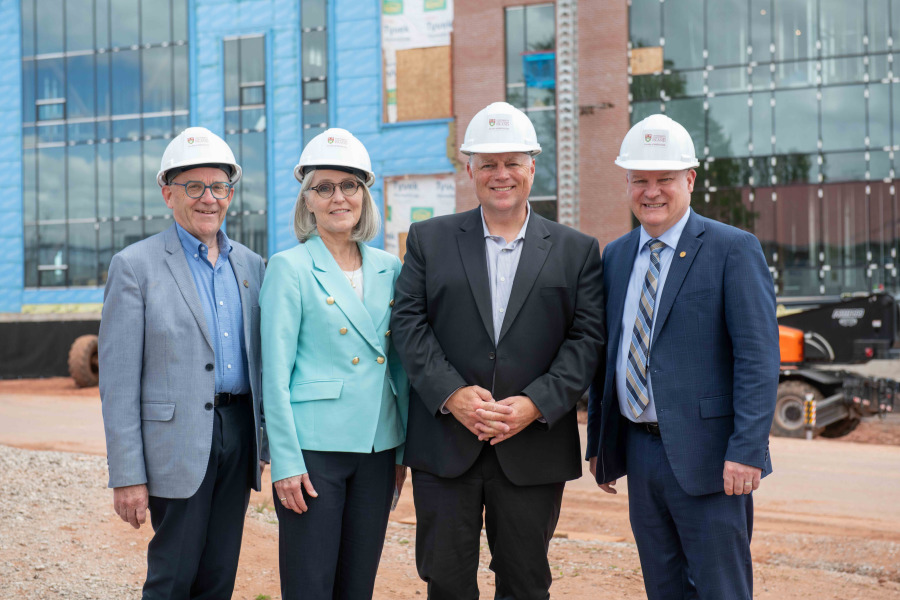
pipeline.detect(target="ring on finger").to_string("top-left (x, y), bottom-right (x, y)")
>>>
top-left (743, 481), bottom-right (752, 487)
top-left (280, 497), bottom-right (287, 502)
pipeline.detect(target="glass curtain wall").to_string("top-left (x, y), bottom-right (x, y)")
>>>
top-left (629, 0), bottom-right (900, 298)
top-left (224, 35), bottom-right (267, 259)
top-left (22, 0), bottom-right (189, 288)
top-left (301, 0), bottom-right (328, 145)
top-left (505, 3), bottom-right (557, 222)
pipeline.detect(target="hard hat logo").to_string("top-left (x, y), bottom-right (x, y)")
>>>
top-left (187, 137), bottom-right (194, 144)
top-left (489, 119), bottom-right (495, 127)
top-left (644, 134), bottom-right (652, 143)
top-left (643, 130), bottom-right (668, 147)
top-left (327, 137), bottom-right (334, 144)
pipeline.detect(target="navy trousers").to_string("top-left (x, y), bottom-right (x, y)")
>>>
top-left (626, 422), bottom-right (753, 600)
top-left (412, 444), bottom-right (565, 600)
top-left (143, 400), bottom-right (254, 600)
top-left (273, 448), bottom-right (396, 600)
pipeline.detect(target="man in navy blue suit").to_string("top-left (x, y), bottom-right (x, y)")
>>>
top-left (586, 114), bottom-right (780, 599)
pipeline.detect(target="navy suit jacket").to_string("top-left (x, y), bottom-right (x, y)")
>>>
top-left (586, 210), bottom-right (780, 496)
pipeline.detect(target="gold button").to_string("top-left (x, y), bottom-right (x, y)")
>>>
top-left (352, 357), bottom-right (360, 365)
top-left (384, 329), bottom-right (391, 337)
top-left (243, 279), bottom-right (249, 288)
top-left (339, 327), bottom-right (348, 335)
top-left (326, 296), bottom-right (335, 305)
top-left (376, 356), bottom-right (385, 364)
top-left (389, 299), bottom-right (394, 306)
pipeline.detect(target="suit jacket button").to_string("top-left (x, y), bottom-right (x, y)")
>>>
top-left (204, 402), bottom-right (213, 410)
top-left (389, 299), bottom-right (394, 306)
top-left (326, 296), bottom-right (335, 305)
top-left (384, 329), bottom-right (391, 337)
top-left (352, 357), bottom-right (360, 365)
top-left (339, 327), bottom-right (348, 335)
top-left (488, 352), bottom-right (495, 360)
top-left (205, 363), bottom-right (214, 371)
top-left (376, 356), bottom-right (385, 364)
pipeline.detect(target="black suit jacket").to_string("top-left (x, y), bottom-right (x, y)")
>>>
top-left (391, 207), bottom-right (605, 486)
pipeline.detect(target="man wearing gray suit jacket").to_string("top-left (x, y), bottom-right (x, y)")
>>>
top-left (100, 127), bottom-right (268, 599)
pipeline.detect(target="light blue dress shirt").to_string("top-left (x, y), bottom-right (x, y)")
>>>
top-left (175, 223), bottom-right (249, 394)
top-left (482, 205), bottom-right (531, 344)
top-left (616, 208), bottom-right (692, 423)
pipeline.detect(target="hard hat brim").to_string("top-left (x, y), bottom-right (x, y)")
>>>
top-left (460, 142), bottom-right (541, 156)
top-left (614, 158), bottom-right (700, 171)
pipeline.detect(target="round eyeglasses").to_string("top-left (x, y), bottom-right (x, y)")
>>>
top-left (169, 181), bottom-right (233, 200)
top-left (310, 180), bottom-right (362, 199)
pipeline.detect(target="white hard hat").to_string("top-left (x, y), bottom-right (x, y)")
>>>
top-left (156, 127), bottom-right (242, 187)
top-left (294, 128), bottom-right (375, 187)
top-left (615, 114), bottom-right (700, 171)
top-left (460, 101), bottom-right (542, 156)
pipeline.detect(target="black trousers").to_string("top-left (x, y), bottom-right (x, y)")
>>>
top-left (273, 448), bottom-right (396, 600)
top-left (142, 400), bottom-right (254, 600)
top-left (412, 444), bottom-right (566, 600)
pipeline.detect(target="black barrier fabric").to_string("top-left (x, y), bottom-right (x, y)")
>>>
top-left (0, 320), bottom-right (101, 379)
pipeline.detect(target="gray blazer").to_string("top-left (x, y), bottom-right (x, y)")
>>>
top-left (99, 224), bottom-right (267, 498)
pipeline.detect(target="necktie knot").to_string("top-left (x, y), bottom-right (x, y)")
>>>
top-left (648, 239), bottom-right (666, 255)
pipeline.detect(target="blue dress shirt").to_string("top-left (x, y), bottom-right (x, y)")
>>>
top-left (175, 223), bottom-right (249, 394)
top-left (616, 208), bottom-right (692, 423)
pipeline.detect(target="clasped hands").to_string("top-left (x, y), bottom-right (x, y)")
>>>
top-left (446, 385), bottom-right (541, 445)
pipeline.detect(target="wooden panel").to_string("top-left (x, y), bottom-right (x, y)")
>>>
top-left (630, 46), bottom-right (664, 76)
top-left (395, 45), bottom-right (452, 122)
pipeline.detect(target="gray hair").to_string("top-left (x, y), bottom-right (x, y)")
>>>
top-left (293, 170), bottom-right (381, 243)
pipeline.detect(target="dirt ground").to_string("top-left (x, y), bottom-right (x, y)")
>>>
top-left (2, 377), bottom-right (900, 599)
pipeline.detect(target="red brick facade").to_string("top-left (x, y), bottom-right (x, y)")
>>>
top-left (453, 0), bottom-right (633, 249)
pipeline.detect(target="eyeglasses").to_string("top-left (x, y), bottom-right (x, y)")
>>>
top-left (169, 181), bottom-right (233, 199)
top-left (310, 180), bottom-right (362, 199)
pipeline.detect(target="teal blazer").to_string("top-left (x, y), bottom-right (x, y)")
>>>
top-left (260, 235), bottom-right (409, 483)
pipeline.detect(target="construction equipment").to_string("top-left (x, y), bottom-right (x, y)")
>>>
top-left (774, 293), bottom-right (899, 438)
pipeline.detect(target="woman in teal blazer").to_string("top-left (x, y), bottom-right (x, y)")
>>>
top-left (260, 129), bottom-right (408, 599)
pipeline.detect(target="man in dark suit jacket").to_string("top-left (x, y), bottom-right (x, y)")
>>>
top-left (391, 102), bottom-right (605, 600)
top-left (586, 114), bottom-right (780, 599)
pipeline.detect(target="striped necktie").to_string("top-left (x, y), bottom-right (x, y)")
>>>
top-left (625, 239), bottom-right (666, 418)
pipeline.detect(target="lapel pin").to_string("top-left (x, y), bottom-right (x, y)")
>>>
top-left (243, 279), bottom-right (249, 287)
top-left (679, 251), bottom-right (686, 258)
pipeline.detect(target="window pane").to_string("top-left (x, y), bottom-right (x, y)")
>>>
top-left (173, 0), bottom-right (187, 40)
top-left (822, 151), bottom-right (867, 182)
top-left (303, 103), bottom-right (327, 127)
top-left (302, 30), bottom-right (327, 79)
top-left (751, 92), bottom-right (773, 156)
top-left (707, 67), bottom-right (749, 95)
top-left (110, 0), bottom-right (139, 47)
top-left (240, 36), bottom-right (265, 84)
top-left (506, 7), bottom-right (525, 86)
top-left (304, 126), bottom-right (325, 146)
top-left (241, 107), bottom-right (266, 131)
top-left (870, 0), bottom-right (891, 53)
top-left (241, 85), bottom-right (265, 106)
top-left (36, 0), bottom-right (64, 54)
top-left (68, 144), bottom-right (96, 219)
top-left (666, 98), bottom-right (705, 157)
top-left (37, 58), bottom-right (65, 104)
top-left (97, 142), bottom-right (112, 218)
top-left (630, 0), bottom-right (661, 49)
top-left (774, 88), bottom-right (818, 154)
top-left (25, 224), bottom-right (38, 287)
top-left (24, 148), bottom-right (37, 222)
top-left (708, 94), bottom-right (750, 158)
top-left (239, 131), bottom-right (267, 212)
top-left (98, 221), bottom-right (112, 282)
top-left (302, 0), bottom-right (327, 29)
top-left (530, 200), bottom-right (556, 222)
top-left (67, 55), bottom-right (95, 120)
top-left (303, 80), bottom-right (326, 101)
top-left (68, 223), bottom-right (98, 286)
top-left (529, 110), bottom-right (556, 199)
top-left (708, 0), bottom-right (748, 66)
top-left (22, 61), bottom-right (35, 123)
top-left (38, 147), bottom-right (66, 221)
top-left (631, 101), bottom-right (659, 125)
top-left (96, 53), bottom-right (111, 117)
top-left (775, 59), bottom-right (816, 88)
top-left (113, 219), bottom-right (143, 253)
top-left (39, 224), bottom-right (67, 287)
top-left (66, 0), bottom-right (94, 52)
top-left (96, 0), bottom-right (109, 48)
top-left (821, 85), bottom-right (865, 152)
top-left (113, 140), bottom-right (142, 217)
top-left (173, 45), bottom-right (189, 112)
top-left (750, 0), bottom-right (773, 62)
top-left (774, 0), bottom-right (816, 61)
top-left (525, 4), bottom-right (554, 52)
top-left (819, 0), bottom-right (863, 57)
top-left (820, 56), bottom-right (865, 86)
top-left (664, 0), bottom-right (703, 70)
top-left (142, 46), bottom-right (174, 114)
top-left (111, 50), bottom-right (141, 115)
top-left (141, 0), bottom-right (171, 45)
top-left (22, 0), bottom-right (35, 56)
top-left (224, 39), bottom-right (239, 108)
top-left (870, 83), bottom-right (891, 150)
top-left (144, 138), bottom-right (169, 216)
top-left (870, 150), bottom-right (892, 180)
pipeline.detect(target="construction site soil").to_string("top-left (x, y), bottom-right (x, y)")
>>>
top-left (1, 377), bottom-right (898, 599)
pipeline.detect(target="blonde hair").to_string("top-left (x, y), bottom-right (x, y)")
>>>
top-left (293, 170), bottom-right (381, 243)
